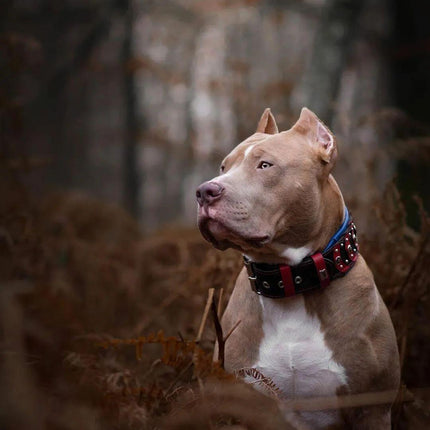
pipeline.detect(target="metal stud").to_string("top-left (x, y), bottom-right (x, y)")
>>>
top-left (295, 276), bottom-right (303, 285)
top-left (341, 243), bottom-right (344, 247)
top-left (278, 280), bottom-right (284, 289)
top-left (262, 281), bottom-right (270, 289)
top-left (345, 259), bottom-right (349, 264)
top-left (335, 256), bottom-right (341, 263)
top-left (340, 264), bottom-right (344, 269)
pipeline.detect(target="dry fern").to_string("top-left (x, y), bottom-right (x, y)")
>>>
top-left (1, 149), bottom-right (430, 429)
top-left (236, 367), bottom-right (283, 400)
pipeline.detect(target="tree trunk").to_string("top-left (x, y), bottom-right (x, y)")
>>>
top-left (291, 0), bottom-right (363, 125)
top-left (122, 0), bottom-right (140, 217)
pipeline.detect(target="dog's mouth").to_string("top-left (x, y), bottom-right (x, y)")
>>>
top-left (198, 212), bottom-right (270, 251)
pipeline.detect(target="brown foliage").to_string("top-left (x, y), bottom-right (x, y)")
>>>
top-left (0, 172), bottom-right (429, 429)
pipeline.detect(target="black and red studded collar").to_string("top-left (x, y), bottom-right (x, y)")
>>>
top-left (244, 213), bottom-right (359, 299)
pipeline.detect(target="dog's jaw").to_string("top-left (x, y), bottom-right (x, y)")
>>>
top-left (197, 205), bottom-right (271, 251)
top-left (197, 202), bottom-right (320, 264)
top-left (198, 216), bottom-right (270, 251)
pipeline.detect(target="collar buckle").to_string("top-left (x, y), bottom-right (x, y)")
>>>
top-left (243, 257), bottom-right (258, 293)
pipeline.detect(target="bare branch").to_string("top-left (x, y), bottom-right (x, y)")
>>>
top-left (195, 288), bottom-right (215, 343)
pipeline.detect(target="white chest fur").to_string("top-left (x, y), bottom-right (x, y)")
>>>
top-left (251, 295), bottom-right (347, 427)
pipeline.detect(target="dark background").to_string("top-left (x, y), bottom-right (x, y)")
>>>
top-left (2, 0), bottom-right (429, 230)
top-left (393, 0), bottom-right (430, 225)
top-left (1, 1), bottom-right (429, 429)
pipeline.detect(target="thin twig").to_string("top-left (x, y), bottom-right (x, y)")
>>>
top-left (164, 360), bottom-right (193, 398)
top-left (217, 288), bottom-right (224, 318)
top-left (141, 359), bottom-right (162, 382)
top-left (210, 297), bottom-right (225, 368)
top-left (193, 289), bottom-right (215, 384)
top-left (196, 288), bottom-right (215, 343)
top-left (223, 319), bottom-right (241, 343)
top-left (279, 389), bottom-right (413, 413)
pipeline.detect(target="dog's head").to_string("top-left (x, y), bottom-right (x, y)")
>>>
top-left (196, 107), bottom-right (341, 262)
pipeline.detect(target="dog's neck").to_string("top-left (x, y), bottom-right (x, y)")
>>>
top-left (243, 212), bottom-right (358, 299)
top-left (245, 175), bottom-right (345, 266)
top-left (313, 175), bottom-right (346, 253)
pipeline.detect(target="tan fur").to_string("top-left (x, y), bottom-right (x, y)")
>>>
top-left (217, 268), bottom-right (264, 370)
top-left (197, 108), bottom-right (400, 429)
top-left (256, 108), bottom-right (279, 134)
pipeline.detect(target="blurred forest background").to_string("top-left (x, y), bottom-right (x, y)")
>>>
top-left (1, 0), bottom-right (430, 429)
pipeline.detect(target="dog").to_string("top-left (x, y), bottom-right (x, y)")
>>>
top-left (196, 108), bottom-right (400, 429)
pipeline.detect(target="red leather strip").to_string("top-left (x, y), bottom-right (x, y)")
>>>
top-left (311, 252), bottom-right (330, 288)
top-left (280, 265), bottom-right (295, 297)
top-left (345, 236), bottom-right (359, 263)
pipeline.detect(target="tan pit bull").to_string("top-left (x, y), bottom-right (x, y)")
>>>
top-left (196, 108), bottom-right (400, 429)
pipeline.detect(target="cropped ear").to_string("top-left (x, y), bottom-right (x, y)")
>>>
top-left (256, 108), bottom-right (279, 134)
top-left (292, 107), bottom-right (337, 164)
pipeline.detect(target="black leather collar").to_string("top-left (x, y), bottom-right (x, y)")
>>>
top-left (244, 220), bottom-right (359, 299)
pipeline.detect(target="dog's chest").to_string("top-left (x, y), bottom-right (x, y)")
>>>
top-left (250, 296), bottom-right (347, 425)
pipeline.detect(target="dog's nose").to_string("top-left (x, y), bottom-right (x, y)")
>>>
top-left (196, 181), bottom-right (224, 206)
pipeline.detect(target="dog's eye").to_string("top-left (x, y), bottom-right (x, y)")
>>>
top-left (257, 161), bottom-right (273, 170)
